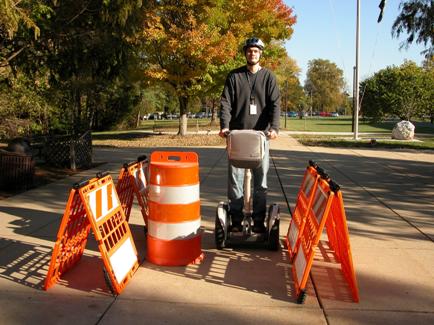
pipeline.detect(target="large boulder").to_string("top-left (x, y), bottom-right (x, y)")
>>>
top-left (392, 120), bottom-right (415, 140)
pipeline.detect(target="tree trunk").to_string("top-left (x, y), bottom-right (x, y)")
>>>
top-left (210, 98), bottom-right (217, 126)
top-left (178, 95), bottom-right (188, 136)
top-left (137, 109), bottom-right (141, 128)
top-left (72, 87), bottom-right (82, 135)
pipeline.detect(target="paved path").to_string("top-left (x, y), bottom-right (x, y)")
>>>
top-left (0, 133), bottom-right (433, 324)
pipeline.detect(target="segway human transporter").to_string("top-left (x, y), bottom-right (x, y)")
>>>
top-left (215, 129), bottom-right (280, 250)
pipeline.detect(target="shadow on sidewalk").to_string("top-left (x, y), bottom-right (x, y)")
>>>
top-left (0, 237), bottom-right (111, 295)
top-left (138, 229), bottom-right (315, 304)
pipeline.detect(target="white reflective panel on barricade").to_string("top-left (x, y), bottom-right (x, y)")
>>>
top-left (313, 186), bottom-right (327, 224)
top-left (289, 221), bottom-right (299, 251)
top-left (109, 237), bottom-right (137, 283)
top-left (295, 248), bottom-right (307, 285)
top-left (87, 184), bottom-right (119, 223)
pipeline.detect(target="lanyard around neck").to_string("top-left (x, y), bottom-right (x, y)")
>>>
top-left (246, 69), bottom-right (260, 103)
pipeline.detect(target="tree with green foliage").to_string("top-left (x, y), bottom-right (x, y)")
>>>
top-left (360, 61), bottom-right (432, 122)
top-left (392, 0), bottom-right (433, 58)
top-left (1, 0), bottom-right (145, 137)
top-left (1, 0), bottom-right (46, 80)
top-left (304, 59), bottom-right (345, 113)
top-left (137, 0), bottom-right (296, 135)
top-left (274, 53), bottom-right (304, 113)
top-left (1, 0), bottom-right (297, 138)
top-left (0, 0), bottom-right (40, 39)
top-left (421, 56), bottom-right (434, 123)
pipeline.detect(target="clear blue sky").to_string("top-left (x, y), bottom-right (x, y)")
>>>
top-left (284, 0), bottom-right (427, 90)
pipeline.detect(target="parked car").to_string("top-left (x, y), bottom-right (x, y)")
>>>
top-left (331, 112), bottom-right (339, 117)
top-left (195, 112), bottom-right (206, 118)
top-left (287, 111), bottom-right (298, 117)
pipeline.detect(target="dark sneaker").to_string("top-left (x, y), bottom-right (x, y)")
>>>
top-left (230, 210), bottom-right (243, 232)
top-left (230, 221), bottom-right (242, 232)
top-left (252, 222), bottom-right (266, 233)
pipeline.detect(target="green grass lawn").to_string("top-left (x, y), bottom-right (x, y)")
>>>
top-left (280, 116), bottom-right (434, 134)
top-left (293, 134), bottom-right (434, 150)
top-left (282, 116), bottom-right (434, 150)
top-left (93, 116), bottom-right (434, 150)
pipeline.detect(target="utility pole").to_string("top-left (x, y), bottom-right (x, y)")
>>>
top-left (352, 66), bottom-right (356, 132)
top-left (354, 0), bottom-right (360, 140)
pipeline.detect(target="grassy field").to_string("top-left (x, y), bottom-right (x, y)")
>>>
top-left (281, 116), bottom-right (434, 150)
top-left (279, 116), bottom-right (434, 134)
top-left (94, 116), bottom-right (434, 150)
top-left (137, 116), bottom-right (434, 134)
top-left (293, 134), bottom-right (434, 150)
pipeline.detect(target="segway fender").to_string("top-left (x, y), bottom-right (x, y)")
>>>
top-left (267, 203), bottom-right (280, 251)
top-left (217, 202), bottom-right (229, 231)
top-left (215, 202), bottom-right (229, 249)
top-left (267, 203), bottom-right (280, 231)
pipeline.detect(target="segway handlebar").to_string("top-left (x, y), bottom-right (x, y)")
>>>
top-left (220, 130), bottom-right (272, 139)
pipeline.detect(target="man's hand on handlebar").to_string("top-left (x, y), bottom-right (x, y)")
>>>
top-left (219, 128), bottom-right (278, 139)
top-left (219, 128), bottom-right (230, 138)
top-left (267, 129), bottom-right (278, 140)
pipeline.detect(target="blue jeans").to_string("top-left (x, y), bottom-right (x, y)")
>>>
top-left (228, 140), bottom-right (269, 223)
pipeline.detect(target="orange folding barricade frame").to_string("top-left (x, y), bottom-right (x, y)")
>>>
top-left (324, 185), bottom-right (359, 302)
top-left (286, 161), bottom-right (320, 261)
top-left (116, 155), bottom-right (149, 227)
top-left (290, 165), bottom-right (359, 303)
top-left (44, 172), bottom-right (139, 295)
top-left (292, 176), bottom-right (334, 303)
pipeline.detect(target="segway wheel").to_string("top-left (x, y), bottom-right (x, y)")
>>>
top-left (268, 218), bottom-right (280, 251)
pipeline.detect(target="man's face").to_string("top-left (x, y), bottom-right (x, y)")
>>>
top-left (245, 47), bottom-right (262, 65)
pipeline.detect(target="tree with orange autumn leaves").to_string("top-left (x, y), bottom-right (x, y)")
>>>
top-left (138, 0), bottom-right (296, 135)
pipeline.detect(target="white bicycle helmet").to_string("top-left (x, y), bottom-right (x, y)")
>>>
top-left (243, 37), bottom-right (265, 52)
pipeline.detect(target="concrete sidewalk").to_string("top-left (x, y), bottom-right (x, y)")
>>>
top-left (0, 133), bottom-right (433, 324)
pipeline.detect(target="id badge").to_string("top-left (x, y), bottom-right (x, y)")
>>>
top-left (249, 104), bottom-right (257, 115)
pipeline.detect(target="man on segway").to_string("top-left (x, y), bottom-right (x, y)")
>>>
top-left (219, 37), bottom-right (281, 234)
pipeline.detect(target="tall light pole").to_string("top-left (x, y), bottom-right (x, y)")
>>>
top-left (354, 0), bottom-right (360, 140)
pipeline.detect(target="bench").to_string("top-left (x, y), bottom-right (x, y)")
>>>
top-left (0, 149), bottom-right (35, 190)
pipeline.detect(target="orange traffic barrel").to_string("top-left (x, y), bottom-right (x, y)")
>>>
top-left (147, 151), bottom-right (203, 265)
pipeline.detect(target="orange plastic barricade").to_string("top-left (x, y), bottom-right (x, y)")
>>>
top-left (292, 176), bottom-right (333, 303)
top-left (286, 161), bottom-right (320, 261)
top-left (147, 151), bottom-right (203, 266)
top-left (291, 171), bottom-right (359, 303)
top-left (44, 172), bottom-right (139, 295)
top-left (116, 155), bottom-right (149, 227)
top-left (324, 185), bottom-right (359, 302)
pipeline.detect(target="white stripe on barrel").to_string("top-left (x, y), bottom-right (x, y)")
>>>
top-left (149, 184), bottom-right (200, 205)
top-left (148, 219), bottom-right (201, 240)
